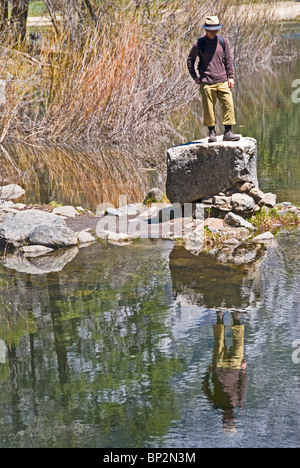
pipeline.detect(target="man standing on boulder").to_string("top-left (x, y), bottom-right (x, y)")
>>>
top-left (187, 16), bottom-right (240, 143)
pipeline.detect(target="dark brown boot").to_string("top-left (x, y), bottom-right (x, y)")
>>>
top-left (223, 130), bottom-right (240, 141)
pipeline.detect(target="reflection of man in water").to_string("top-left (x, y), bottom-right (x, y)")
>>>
top-left (202, 312), bottom-right (247, 431)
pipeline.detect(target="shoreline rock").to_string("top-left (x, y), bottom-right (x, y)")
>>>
top-left (0, 209), bottom-right (78, 249)
top-left (3, 247), bottom-right (79, 274)
top-left (0, 184), bottom-right (25, 201)
top-left (1, 173), bottom-right (299, 270)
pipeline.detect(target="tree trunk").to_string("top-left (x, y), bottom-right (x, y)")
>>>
top-left (0, 0), bottom-right (8, 31)
top-left (43, 0), bottom-right (60, 37)
top-left (83, 0), bottom-right (98, 25)
top-left (10, 0), bottom-right (29, 43)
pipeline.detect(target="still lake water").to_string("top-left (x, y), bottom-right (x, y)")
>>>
top-left (0, 58), bottom-right (300, 448)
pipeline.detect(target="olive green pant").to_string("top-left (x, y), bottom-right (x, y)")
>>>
top-left (212, 324), bottom-right (244, 370)
top-left (200, 81), bottom-right (236, 128)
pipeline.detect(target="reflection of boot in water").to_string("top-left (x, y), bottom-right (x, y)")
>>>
top-left (223, 408), bottom-right (237, 433)
top-left (232, 311), bottom-right (242, 326)
top-left (217, 311), bottom-right (224, 324)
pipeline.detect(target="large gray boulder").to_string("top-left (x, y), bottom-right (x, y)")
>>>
top-left (27, 224), bottom-right (78, 248)
top-left (166, 136), bottom-right (258, 204)
top-left (0, 209), bottom-right (78, 248)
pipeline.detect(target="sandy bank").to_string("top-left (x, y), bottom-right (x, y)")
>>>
top-left (271, 1), bottom-right (300, 20)
top-left (26, 2), bottom-right (300, 28)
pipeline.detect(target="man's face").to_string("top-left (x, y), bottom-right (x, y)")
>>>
top-left (206, 29), bottom-right (219, 40)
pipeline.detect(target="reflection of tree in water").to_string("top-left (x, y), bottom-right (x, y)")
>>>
top-left (0, 141), bottom-right (166, 210)
top-left (0, 242), bottom-right (181, 447)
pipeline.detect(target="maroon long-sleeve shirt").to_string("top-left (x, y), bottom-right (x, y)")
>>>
top-left (187, 35), bottom-right (234, 84)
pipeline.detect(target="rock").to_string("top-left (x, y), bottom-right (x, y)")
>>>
top-left (97, 229), bottom-right (138, 244)
top-left (276, 209), bottom-right (290, 216)
top-left (27, 225), bottom-right (78, 248)
top-left (211, 195), bottom-right (231, 211)
top-left (106, 207), bottom-right (124, 217)
top-left (260, 192), bottom-right (277, 208)
top-left (204, 218), bottom-right (224, 230)
top-left (213, 195), bottom-right (232, 208)
top-left (201, 196), bottom-right (214, 204)
top-left (248, 187), bottom-right (265, 202)
top-left (0, 209), bottom-right (76, 248)
top-left (223, 238), bottom-right (240, 246)
top-left (231, 193), bottom-right (256, 216)
top-left (215, 245), bottom-right (261, 265)
top-left (14, 203), bottom-right (26, 210)
top-left (277, 201), bottom-right (292, 208)
top-left (52, 205), bottom-right (79, 217)
top-left (0, 184), bottom-right (25, 200)
top-left (220, 226), bottom-right (250, 240)
top-left (252, 231), bottom-right (275, 242)
top-left (119, 203), bottom-right (143, 216)
top-left (95, 202), bottom-right (115, 216)
top-left (103, 203), bottom-right (141, 218)
top-left (224, 187), bottom-right (236, 197)
top-left (184, 231), bottom-right (204, 255)
top-left (97, 230), bottom-right (110, 241)
top-left (144, 188), bottom-right (164, 204)
top-left (77, 230), bottom-right (95, 244)
top-left (194, 203), bottom-right (205, 220)
top-left (236, 181), bottom-right (254, 193)
top-left (119, 204), bottom-right (140, 216)
top-left (166, 136), bottom-right (258, 204)
top-left (224, 212), bottom-right (255, 230)
top-left (19, 245), bottom-right (54, 257)
top-left (288, 206), bottom-right (298, 214)
top-left (2, 247), bottom-right (79, 274)
top-left (0, 200), bottom-right (16, 209)
top-left (0, 207), bottom-right (19, 214)
top-left (0, 200), bottom-right (26, 214)
top-left (207, 226), bottom-right (222, 235)
top-left (0, 212), bottom-right (8, 223)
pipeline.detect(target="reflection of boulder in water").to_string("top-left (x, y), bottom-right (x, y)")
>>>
top-left (169, 245), bottom-right (266, 310)
top-left (2, 247), bottom-right (79, 275)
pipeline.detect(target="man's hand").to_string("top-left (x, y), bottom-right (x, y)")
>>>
top-left (228, 78), bottom-right (234, 90)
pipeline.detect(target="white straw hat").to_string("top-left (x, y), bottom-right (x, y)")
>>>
top-left (202, 16), bottom-right (222, 30)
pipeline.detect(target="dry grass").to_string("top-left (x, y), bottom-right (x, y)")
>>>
top-left (249, 206), bottom-right (300, 234)
top-left (0, 0), bottom-right (286, 145)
